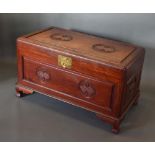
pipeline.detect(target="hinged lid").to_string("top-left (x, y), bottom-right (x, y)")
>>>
top-left (22, 27), bottom-right (140, 68)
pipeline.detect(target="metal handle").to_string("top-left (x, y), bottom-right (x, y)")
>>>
top-left (58, 55), bottom-right (72, 69)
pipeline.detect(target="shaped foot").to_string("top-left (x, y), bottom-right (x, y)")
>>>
top-left (96, 114), bottom-right (121, 134)
top-left (112, 121), bottom-right (120, 134)
top-left (16, 85), bottom-right (34, 97)
top-left (16, 90), bottom-right (23, 97)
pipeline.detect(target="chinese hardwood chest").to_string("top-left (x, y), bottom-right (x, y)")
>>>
top-left (16, 27), bottom-right (145, 133)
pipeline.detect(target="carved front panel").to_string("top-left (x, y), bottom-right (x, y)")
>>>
top-left (23, 57), bottom-right (114, 111)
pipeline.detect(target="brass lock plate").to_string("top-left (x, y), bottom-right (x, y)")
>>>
top-left (58, 55), bottom-right (72, 69)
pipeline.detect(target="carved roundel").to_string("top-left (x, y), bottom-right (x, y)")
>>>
top-left (92, 44), bottom-right (115, 53)
top-left (51, 33), bottom-right (73, 41)
top-left (36, 68), bottom-right (50, 82)
top-left (79, 80), bottom-right (96, 98)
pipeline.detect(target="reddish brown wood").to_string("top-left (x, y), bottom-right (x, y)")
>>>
top-left (16, 27), bottom-right (145, 133)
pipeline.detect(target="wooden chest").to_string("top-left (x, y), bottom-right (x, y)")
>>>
top-left (16, 27), bottom-right (145, 133)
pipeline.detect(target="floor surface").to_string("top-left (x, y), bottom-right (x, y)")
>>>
top-left (0, 58), bottom-right (155, 142)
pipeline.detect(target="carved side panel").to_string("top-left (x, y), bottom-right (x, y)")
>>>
top-left (123, 71), bottom-right (141, 110)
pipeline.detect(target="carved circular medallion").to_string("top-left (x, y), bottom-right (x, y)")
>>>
top-left (51, 33), bottom-right (73, 41)
top-left (92, 44), bottom-right (115, 53)
top-left (79, 80), bottom-right (96, 98)
top-left (36, 68), bottom-right (50, 82)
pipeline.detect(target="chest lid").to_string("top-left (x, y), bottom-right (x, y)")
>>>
top-left (22, 27), bottom-right (139, 68)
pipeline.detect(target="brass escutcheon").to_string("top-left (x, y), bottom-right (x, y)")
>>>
top-left (58, 55), bottom-right (72, 69)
